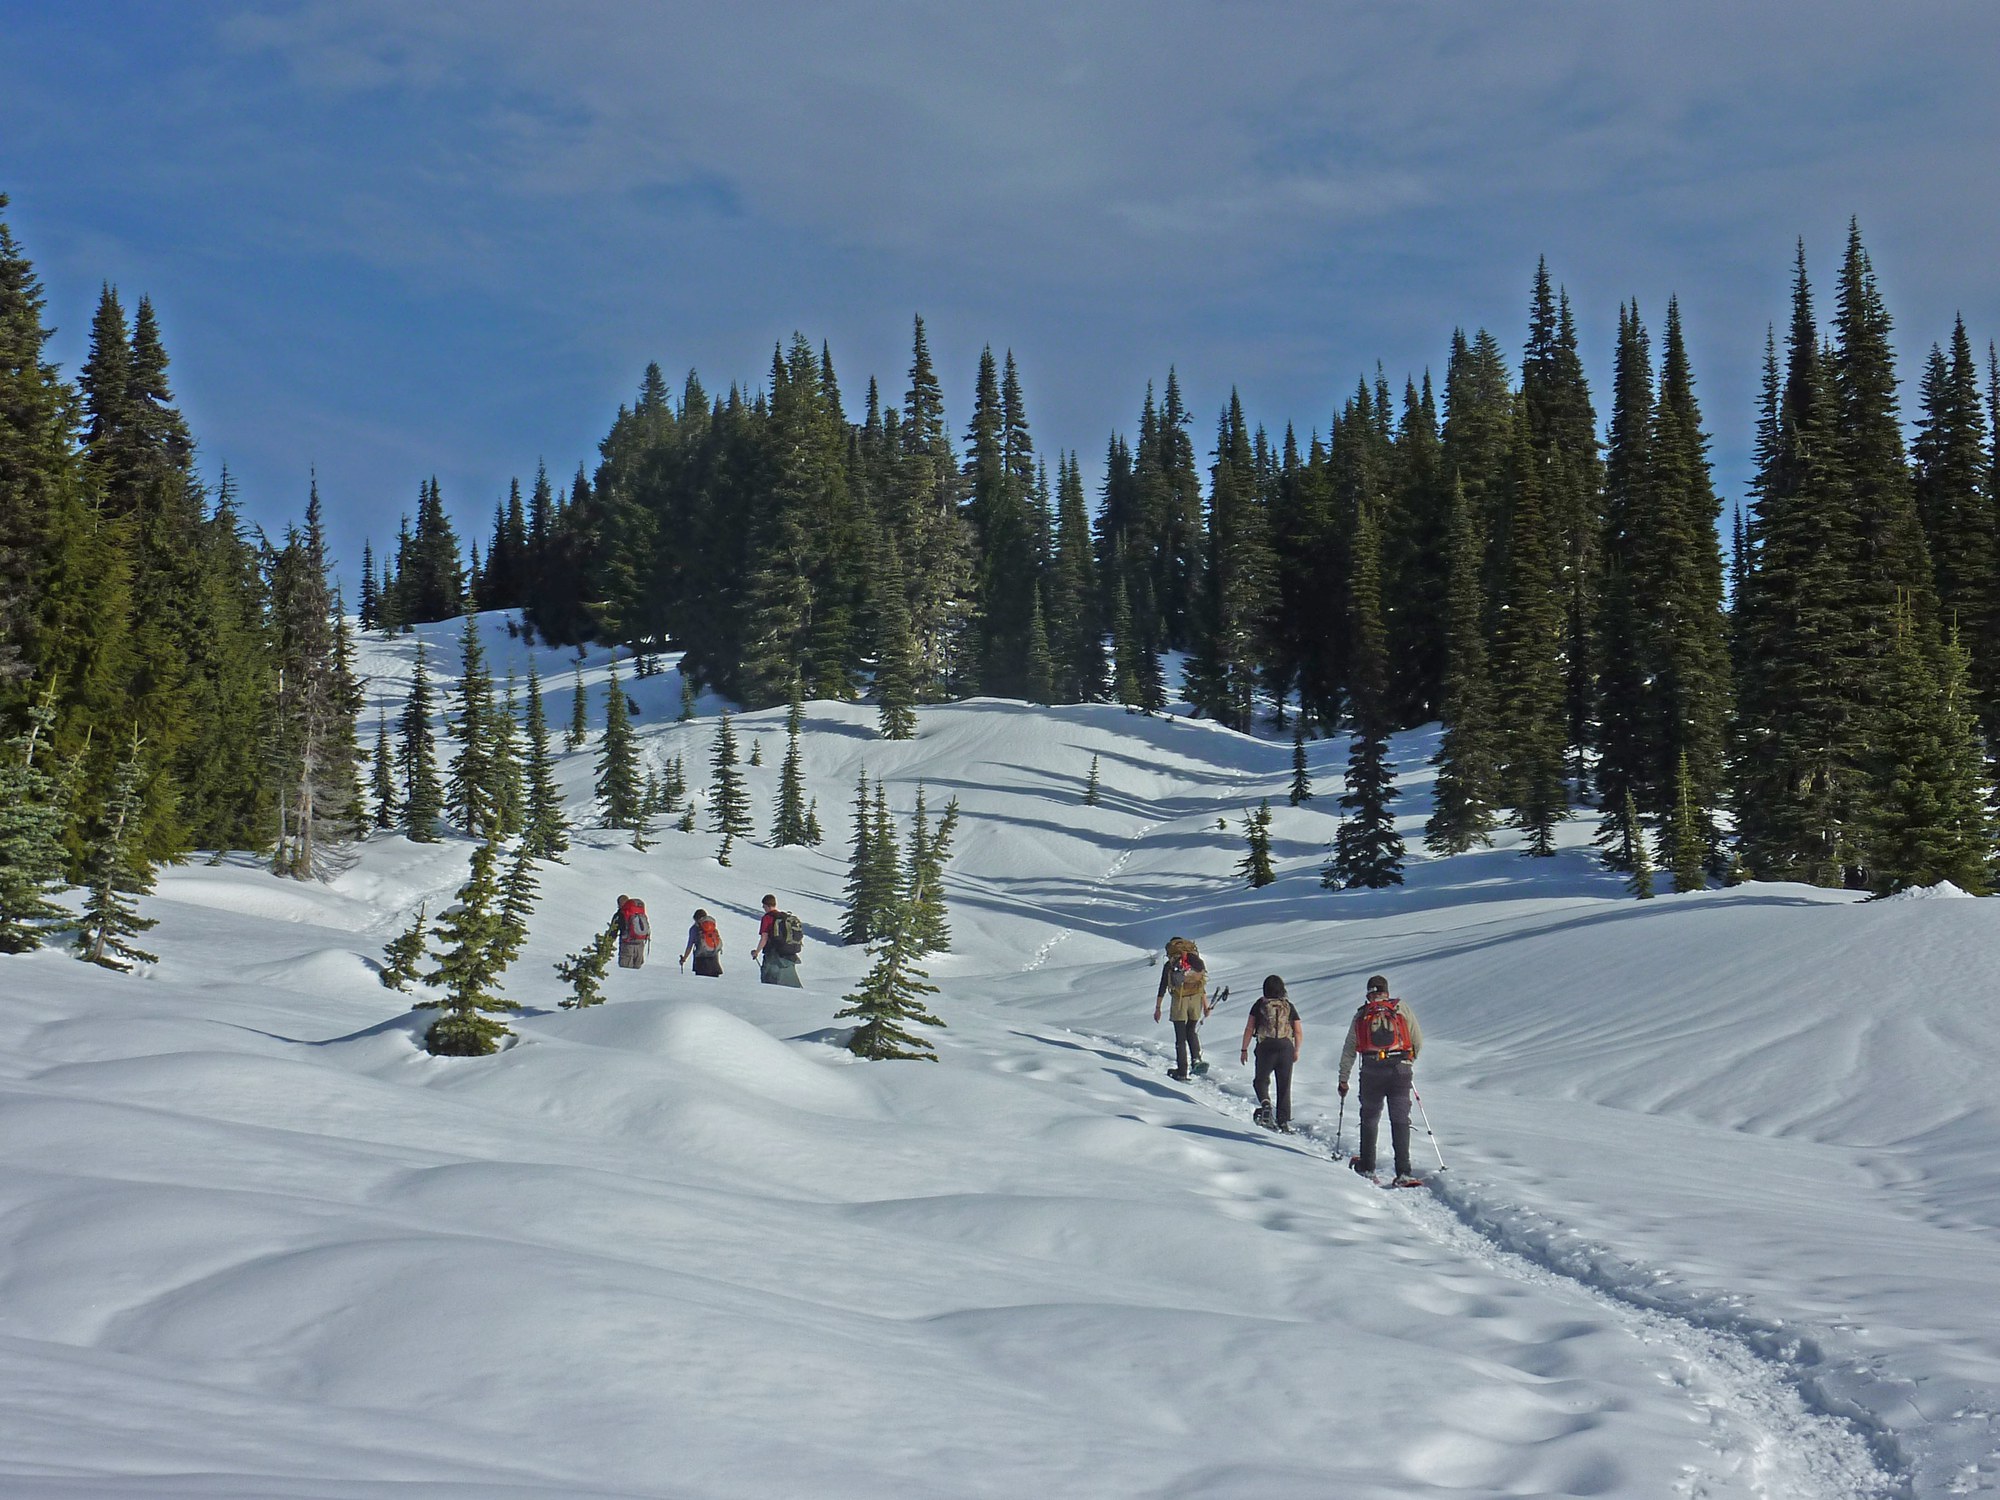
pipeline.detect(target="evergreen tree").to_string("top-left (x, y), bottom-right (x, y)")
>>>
top-left (1426, 479), bottom-right (1500, 855)
top-left (566, 663), bottom-right (589, 750)
top-left (357, 543), bottom-right (379, 632)
top-left (594, 661), bottom-right (643, 829)
top-left (1735, 249), bottom-right (1874, 885)
top-left (1624, 793), bottom-right (1655, 899)
top-left (1495, 400), bottom-right (1570, 854)
top-left (678, 669), bottom-right (696, 722)
top-left (1289, 724), bottom-right (1312, 805)
top-left (1239, 798), bottom-right (1276, 887)
top-left (873, 534), bottom-right (919, 738)
top-left (494, 843), bottom-right (540, 968)
top-left (1665, 751), bottom-right (1707, 894)
top-left (898, 316), bottom-right (976, 699)
top-left (804, 797), bottom-right (824, 846)
top-left (709, 712), bottom-right (752, 862)
top-left (0, 689), bottom-right (70, 952)
top-left (1024, 591), bottom-right (1055, 704)
top-left (74, 730), bottom-right (158, 970)
top-left (520, 666), bottom-right (569, 859)
top-left (842, 771), bottom-right (875, 944)
top-left (370, 717), bottom-right (398, 830)
top-left (555, 923), bottom-right (619, 1008)
top-left (378, 904), bottom-right (427, 991)
top-left (773, 679), bottom-right (810, 845)
top-left (421, 840), bottom-right (520, 1056)
top-left (1084, 753), bottom-right (1101, 806)
top-left (398, 641), bottom-right (443, 842)
top-left (1912, 317), bottom-right (1995, 730)
top-left (491, 673), bottom-right (525, 838)
top-left (1864, 614), bottom-right (1992, 894)
top-left (1329, 497), bottom-right (1405, 888)
top-left (868, 784), bottom-right (901, 939)
top-left (445, 612), bottom-right (500, 837)
top-left (906, 790), bottom-right (959, 956)
top-left (1049, 452), bottom-right (1103, 700)
top-left (835, 888), bottom-right (945, 1062)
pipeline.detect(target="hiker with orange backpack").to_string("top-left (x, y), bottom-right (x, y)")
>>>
top-left (1338, 973), bottom-right (1425, 1186)
top-left (679, 908), bottom-right (724, 977)
top-left (1154, 937), bottom-right (1212, 1080)
top-left (613, 894), bottom-right (651, 969)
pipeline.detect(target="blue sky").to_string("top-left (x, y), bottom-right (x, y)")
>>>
top-left (4, 1), bottom-right (1997, 587)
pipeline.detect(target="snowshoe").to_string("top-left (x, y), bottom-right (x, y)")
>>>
top-left (1390, 1175), bottom-right (1425, 1189)
top-left (1191, 1059), bottom-right (1210, 1077)
top-left (1275, 1121), bottom-right (1295, 1134)
top-left (1252, 1102), bottom-right (1273, 1129)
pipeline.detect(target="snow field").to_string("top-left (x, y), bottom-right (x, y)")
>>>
top-left (1, 611), bottom-right (1992, 1495)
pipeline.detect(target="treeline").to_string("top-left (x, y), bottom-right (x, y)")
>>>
top-left (1, 195), bottom-right (362, 959)
top-left (366, 222), bottom-right (1993, 895)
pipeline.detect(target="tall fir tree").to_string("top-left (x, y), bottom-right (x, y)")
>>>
top-left (445, 611), bottom-right (500, 838)
top-left (420, 840), bottom-right (520, 1056)
top-left (370, 717), bottom-right (399, 830)
top-left (835, 889), bottom-right (945, 1062)
top-left (0, 689), bottom-right (70, 951)
top-left (1863, 613), bottom-right (1992, 895)
top-left (73, 729), bottom-right (158, 970)
top-left (397, 641), bottom-right (443, 841)
top-left (773, 680), bottom-right (810, 845)
top-left (1426, 481), bottom-right (1500, 855)
top-left (708, 713), bottom-right (752, 862)
top-left (1328, 498), bottom-right (1405, 887)
top-left (842, 770), bottom-right (876, 944)
top-left (1289, 724), bottom-right (1313, 805)
top-left (520, 666), bottom-right (569, 860)
top-left (1239, 798), bottom-right (1276, 887)
top-left (1494, 399), bottom-right (1570, 854)
top-left (594, 660), bottom-right (643, 830)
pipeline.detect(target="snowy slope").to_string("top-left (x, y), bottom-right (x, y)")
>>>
top-left (3, 611), bottom-right (1996, 1497)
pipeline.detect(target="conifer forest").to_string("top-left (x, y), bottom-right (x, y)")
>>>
top-left (6, 187), bottom-right (1999, 960)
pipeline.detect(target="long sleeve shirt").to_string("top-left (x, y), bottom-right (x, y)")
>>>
top-left (1338, 999), bottom-right (1423, 1087)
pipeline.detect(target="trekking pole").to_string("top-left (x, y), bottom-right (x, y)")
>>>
top-left (1334, 1092), bottom-right (1346, 1158)
top-left (1413, 1088), bottom-right (1446, 1171)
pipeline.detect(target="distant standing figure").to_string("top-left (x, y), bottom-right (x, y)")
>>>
top-left (1155, 936), bottom-right (1212, 1080)
top-left (1240, 974), bottom-right (1303, 1131)
top-left (1338, 974), bottom-right (1424, 1185)
top-left (680, 908), bottom-right (723, 977)
top-left (614, 893), bottom-right (651, 969)
top-left (752, 893), bottom-right (804, 987)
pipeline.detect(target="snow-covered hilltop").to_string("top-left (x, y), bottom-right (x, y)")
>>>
top-left (3, 614), bottom-right (1995, 1497)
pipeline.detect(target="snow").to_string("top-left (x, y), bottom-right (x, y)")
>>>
top-left (4, 610), bottom-right (1996, 1496)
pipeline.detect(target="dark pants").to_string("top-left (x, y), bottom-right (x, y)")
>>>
top-left (1254, 1038), bottom-right (1296, 1125)
top-left (1172, 1019), bottom-right (1203, 1073)
top-left (760, 953), bottom-right (802, 987)
top-left (1358, 1060), bottom-right (1414, 1176)
top-left (691, 952), bottom-right (722, 977)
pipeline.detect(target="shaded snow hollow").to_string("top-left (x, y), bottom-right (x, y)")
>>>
top-left (3, 611), bottom-right (1995, 1497)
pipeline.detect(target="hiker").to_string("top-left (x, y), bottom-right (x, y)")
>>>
top-left (1338, 973), bottom-right (1425, 1185)
top-left (751, 893), bottom-right (804, 988)
top-left (679, 908), bottom-right (723, 977)
top-left (613, 893), bottom-right (651, 969)
top-left (1154, 936), bottom-right (1211, 1080)
top-left (1239, 974), bottom-right (1303, 1131)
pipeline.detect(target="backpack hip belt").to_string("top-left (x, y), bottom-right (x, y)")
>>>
top-left (1363, 1048), bottom-right (1411, 1063)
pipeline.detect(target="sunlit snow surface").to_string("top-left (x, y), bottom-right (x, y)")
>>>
top-left (4, 612), bottom-right (1996, 1497)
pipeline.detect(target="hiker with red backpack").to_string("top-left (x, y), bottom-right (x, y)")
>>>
top-left (1239, 974), bottom-right (1303, 1132)
top-left (679, 908), bottom-right (723, 977)
top-left (1154, 937), bottom-right (1212, 1080)
top-left (614, 894), bottom-right (651, 969)
top-left (1338, 974), bottom-right (1425, 1187)
top-left (751, 893), bottom-right (804, 988)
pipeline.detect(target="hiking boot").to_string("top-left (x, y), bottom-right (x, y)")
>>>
top-left (1349, 1158), bottom-right (1374, 1177)
top-left (1166, 1068), bottom-right (1189, 1082)
top-left (1276, 1121), bottom-right (1295, 1134)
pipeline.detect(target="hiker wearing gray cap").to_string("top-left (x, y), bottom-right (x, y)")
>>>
top-left (1338, 974), bottom-right (1425, 1185)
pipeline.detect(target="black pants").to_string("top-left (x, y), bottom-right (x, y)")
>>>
top-left (1172, 1019), bottom-right (1203, 1073)
top-left (691, 952), bottom-right (722, 977)
top-left (1358, 1060), bottom-right (1413, 1176)
top-left (1254, 1038), bottom-right (1296, 1125)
